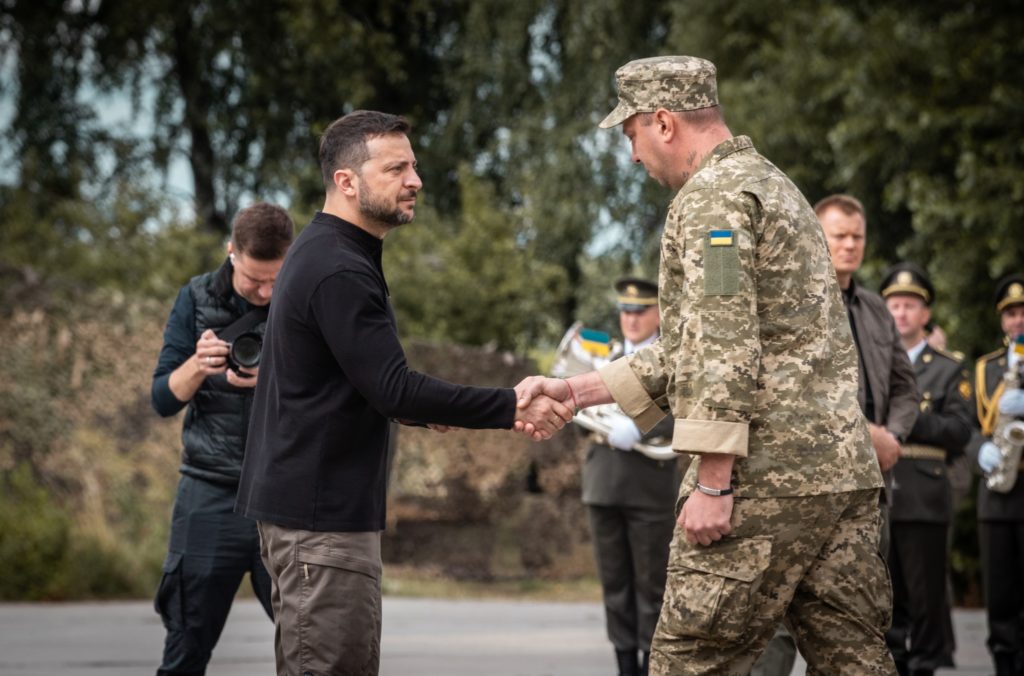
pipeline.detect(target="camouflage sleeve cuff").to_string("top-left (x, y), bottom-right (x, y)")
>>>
top-left (672, 419), bottom-right (749, 457)
top-left (598, 358), bottom-right (668, 433)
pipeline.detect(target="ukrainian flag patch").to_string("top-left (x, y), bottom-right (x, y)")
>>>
top-left (709, 229), bottom-right (734, 246)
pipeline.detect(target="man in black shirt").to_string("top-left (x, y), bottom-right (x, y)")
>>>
top-left (236, 110), bottom-right (571, 676)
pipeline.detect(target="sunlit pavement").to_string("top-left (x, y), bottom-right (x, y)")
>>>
top-left (0, 598), bottom-right (992, 675)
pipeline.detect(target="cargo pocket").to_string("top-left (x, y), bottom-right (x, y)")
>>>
top-left (663, 537), bottom-right (771, 643)
top-left (295, 546), bottom-right (382, 673)
top-left (154, 551), bottom-right (184, 630)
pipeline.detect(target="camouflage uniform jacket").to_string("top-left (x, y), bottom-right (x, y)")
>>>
top-left (599, 136), bottom-right (883, 497)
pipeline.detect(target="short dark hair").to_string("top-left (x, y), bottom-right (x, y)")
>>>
top-left (231, 202), bottom-right (294, 261)
top-left (319, 110), bottom-right (411, 190)
top-left (814, 194), bottom-right (865, 220)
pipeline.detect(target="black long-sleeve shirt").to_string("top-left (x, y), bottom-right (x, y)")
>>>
top-left (236, 212), bottom-right (515, 531)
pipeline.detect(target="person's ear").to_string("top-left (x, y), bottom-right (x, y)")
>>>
top-left (334, 168), bottom-right (358, 197)
top-left (653, 109), bottom-right (676, 142)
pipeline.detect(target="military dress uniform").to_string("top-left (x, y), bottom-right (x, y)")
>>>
top-left (595, 56), bottom-right (892, 675)
top-left (968, 275), bottom-right (1024, 676)
top-left (582, 278), bottom-right (683, 676)
top-left (880, 264), bottom-right (973, 676)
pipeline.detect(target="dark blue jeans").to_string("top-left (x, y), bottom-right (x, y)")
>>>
top-left (155, 475), bottom-right (272, 676)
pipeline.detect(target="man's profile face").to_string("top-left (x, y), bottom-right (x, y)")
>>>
top-left (819, 206), bottom-right (866, 278)
top-left (1002, 305), bottom-right (1024, 340)
top-left (623, 115), bottom-right (669, 187)
top-left (230, 248), bottom-right (284, 306)
top-left (356, 134), bottom-right (422, 227)
top-left (619, 306), bottom-right (660, 345)
top-left (885, 294), bottom-right (930, 343)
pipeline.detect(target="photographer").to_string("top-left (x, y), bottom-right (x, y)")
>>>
top-left (150, 202), bottom-right (294, 675)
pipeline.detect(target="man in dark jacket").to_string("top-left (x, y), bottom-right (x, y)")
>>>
top-left (881, 263), bottom-right (972, 676)
top-left (151, 202), bottom-right (295, 675)
top-left (968, 274), bottom-right (1024, 676)
top-left (235, 110), bottom-right (571, 676)
top-left (582, 277), bottom-right (683, 676)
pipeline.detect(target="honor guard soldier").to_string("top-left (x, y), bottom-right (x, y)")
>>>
top-left (969, 273), bottom-right (1024, 676)
top-left (582, 278), bottom-right (683, 676)
top-left (881, 263), bottom-right (973, 676)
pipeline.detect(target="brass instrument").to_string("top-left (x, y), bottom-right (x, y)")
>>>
top-left (985, 337), bottom-right (1024, 493)
top-left (550, 322), bottom-right (676, 462)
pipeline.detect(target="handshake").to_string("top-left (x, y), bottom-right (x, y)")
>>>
top-left (511, 375), bottom-right (581, 442)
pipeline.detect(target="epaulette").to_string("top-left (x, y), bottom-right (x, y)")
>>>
top-left (976, 348), bottom-right (1005, 365)
top-left (930, 346), bottom-right (963, 364)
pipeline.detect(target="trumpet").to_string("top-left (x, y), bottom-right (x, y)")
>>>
top-left (550, 322), bottom-right (677, 462)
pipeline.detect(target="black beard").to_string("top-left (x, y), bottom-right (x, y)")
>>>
top-left (358, 187), bottom-right (413, 227)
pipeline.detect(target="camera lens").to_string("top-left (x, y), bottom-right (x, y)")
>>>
top-left (230, 333), bottom-right (262, 369)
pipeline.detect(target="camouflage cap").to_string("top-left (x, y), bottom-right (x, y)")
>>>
top-left (599, 56), bottom-right (719, 129)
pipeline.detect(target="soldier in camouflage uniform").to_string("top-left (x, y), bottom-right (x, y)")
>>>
top-left (517, 55), bottom-right (895, 675)
top-left (880, 263), bottom-right (972, 676)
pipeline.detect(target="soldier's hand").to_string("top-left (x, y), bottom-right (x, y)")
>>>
top-left (978, 441), bottom-right (1001, 473)
top-left (868, 423), bottom-right (900, 472)
top-left (679, 491), bottom-right (733, 547)
top-left (999, 388), bottom-right (1024, 417)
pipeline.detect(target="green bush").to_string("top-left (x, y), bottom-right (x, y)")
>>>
top-left (0, 464), bottom-right (72, 600)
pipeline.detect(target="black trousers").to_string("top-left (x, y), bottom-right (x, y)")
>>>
top-left (155, 475), bottom-right (273, 676)
top-left (588, 504), bottom-right (675, 653)
top-left (980, 520), bottom-right (1024, 668)
top-left (886, 521), bottom-right (951, 671)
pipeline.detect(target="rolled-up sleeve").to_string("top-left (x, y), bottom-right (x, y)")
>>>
top-left (669, 191), bottom-right (761, 457)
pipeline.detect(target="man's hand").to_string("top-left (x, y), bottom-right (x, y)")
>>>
top-left (196, 329), bottom-right (230, 375)
top-left (978, 441), bottom-right (1001, 473)
top-left (514, 394), bottom-right (574, 441)
top-left (514, 376), bottom-right (571, 410)
top-left (606, 416), bottom-right (640, 451)
top-left (226, 365), bottom-right (258, 388)
top-left (680, 491), bottom-right (733, 546)
top-left (869, 423), bottom-right (901, 472)
top-left (999, 388), bottom-right (1024, 417)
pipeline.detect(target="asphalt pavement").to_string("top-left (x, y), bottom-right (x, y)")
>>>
top-left (0, 598), bottom-right (993, 675)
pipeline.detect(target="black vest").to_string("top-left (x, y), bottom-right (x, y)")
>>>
top-left (180, 263), bottom-right (265, 485)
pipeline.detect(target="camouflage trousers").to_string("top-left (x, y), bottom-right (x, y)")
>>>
top-left (650, 488), bottom-right (895, 675)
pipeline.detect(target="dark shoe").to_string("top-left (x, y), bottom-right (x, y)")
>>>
top-left (994, 652), bottom-right (1017, 676)
top-left (640, 651), bottom-right (650, 676)
top-left (616, 649), bottom-right (640, 676)
top-left (894, 660), bottom-right (909, 676)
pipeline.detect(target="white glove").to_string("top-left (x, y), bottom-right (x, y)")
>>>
top-left (607, 416), bottom-right (641, 451)
top-left (999, 388), bottom-right (1024, 417)
top-left (979, 441), bottom-right (1002, 473)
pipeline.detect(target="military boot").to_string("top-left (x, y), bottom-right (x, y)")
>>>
top-left (640, 650), bottom-right (650, 676)
top-left (615, 649), bottom-right (640, 676)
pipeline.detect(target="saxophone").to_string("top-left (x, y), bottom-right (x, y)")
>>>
top-left (985, 337), bottom-right (1024, 493)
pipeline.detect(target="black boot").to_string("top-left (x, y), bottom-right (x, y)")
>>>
top-left (994, 652), bottom-right (1017, 676)
top-left (894, 660), bottom-right (909, 676)
top-left (615, 649), bottom-right (640, 676)
top-left (640, 650), bottom-right (650, 676)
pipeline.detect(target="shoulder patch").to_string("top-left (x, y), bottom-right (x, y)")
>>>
top-left (959, 379), bottom-right (972, 400)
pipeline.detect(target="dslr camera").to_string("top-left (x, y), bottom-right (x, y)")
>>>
top-left (226, 331), bottom-right (262, 377)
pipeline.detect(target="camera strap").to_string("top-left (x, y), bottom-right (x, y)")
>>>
top-left (218, 305), bottom-right (269, 342)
